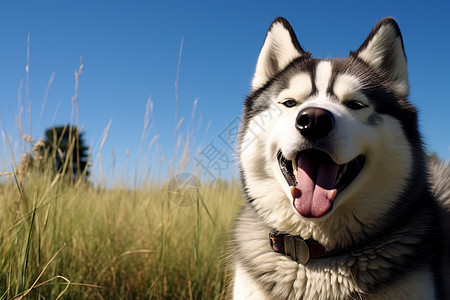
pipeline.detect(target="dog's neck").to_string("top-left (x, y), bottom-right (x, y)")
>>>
top-left (269, 230), bottom-right (343, 264)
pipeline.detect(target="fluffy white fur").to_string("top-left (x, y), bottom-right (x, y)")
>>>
top-left (233, 205), bottom-right (435, 299)
top-left (240, 62), bottom-right (412, 249)
top-left (277, 73), bottom-right (312, 103)
top-left (315, 61), bottom-right (332, 96)
top-left (252, 21), bottom-right (303, 90)
top-left (357, 24), bottom-right (408, 96)
top-left (233, 18), bottom-right (441, 299)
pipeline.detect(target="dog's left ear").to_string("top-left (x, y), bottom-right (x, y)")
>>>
top-left (252, 17), bottom-right (308, 91)
top-left (352, 18), bottom-right (408, 96)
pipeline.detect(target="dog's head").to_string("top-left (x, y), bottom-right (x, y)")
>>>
top-left (239, 18), bottom-right (421, 246)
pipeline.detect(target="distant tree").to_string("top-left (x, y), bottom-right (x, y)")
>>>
top-left (43, 125), bottom-right (90, 180)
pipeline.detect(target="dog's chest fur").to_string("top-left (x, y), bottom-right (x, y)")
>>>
top-left (232, 204), bottom-right (436, 299)
top-left (232, 17), bottom-right (449, 299)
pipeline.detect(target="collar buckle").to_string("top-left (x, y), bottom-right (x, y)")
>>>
top-left (270, 231), bottom-right (339, 264)
top-left (285, 234), bottom-right (310, 264)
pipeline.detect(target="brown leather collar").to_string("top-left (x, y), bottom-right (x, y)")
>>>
top-left (269, 231), bottom-right (342, 264)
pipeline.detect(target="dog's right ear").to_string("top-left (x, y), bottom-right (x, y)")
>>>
top-left (252, 18), bottom-right (308, 91)
top-left (351, 18), bottom-right (408, 96)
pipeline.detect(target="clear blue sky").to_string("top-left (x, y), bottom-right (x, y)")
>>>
top-left (1, 1), bottom-right (449, 184)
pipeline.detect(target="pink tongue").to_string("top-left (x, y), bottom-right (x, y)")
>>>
top-left (293, 152), bottom-right (339, 218)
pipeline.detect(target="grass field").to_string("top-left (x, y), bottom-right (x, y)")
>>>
top-left (0, 54), bottom-right (243, 299)
top-left (0, 163), bottom-right (242, 299)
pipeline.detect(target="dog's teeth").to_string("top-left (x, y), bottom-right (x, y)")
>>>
top-left (335, 164), bottom-right (347, 185)
top-left (327, 189), bottom-right (338, 202)
top-left (293, 167), bottom-right (298, 181)
top-left (335, 173), bottom-right (341, 185)
top-left (290, 186), bottom-right (301, 199)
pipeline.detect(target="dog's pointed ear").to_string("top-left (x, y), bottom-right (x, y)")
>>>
top-left (252, 17), bottom-right (308, 91)
top-left (352, 18), bottom-right (408, 96)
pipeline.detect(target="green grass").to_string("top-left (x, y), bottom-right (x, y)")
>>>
top-left (1, 43), bottom-right (243, 299)
top-left (0, 170), bottom-right (242, 299)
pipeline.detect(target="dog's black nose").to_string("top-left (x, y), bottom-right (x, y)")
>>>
top-left (296, 107), bottom-right (335, 140)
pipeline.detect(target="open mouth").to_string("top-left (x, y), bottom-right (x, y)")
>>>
top-left (277, 150), bottom-right (365, 218)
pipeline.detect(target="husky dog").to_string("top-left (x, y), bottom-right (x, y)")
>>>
top-left (232, 17), bottom-right (450, 299)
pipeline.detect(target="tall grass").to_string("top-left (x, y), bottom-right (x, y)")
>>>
top-left (0, 171), bottom-right (241, 299)
top-left (0, 38), bottom-right (243, 299)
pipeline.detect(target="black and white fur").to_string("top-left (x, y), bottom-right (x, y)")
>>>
top-left (232, 17), bottom-right (450, 299)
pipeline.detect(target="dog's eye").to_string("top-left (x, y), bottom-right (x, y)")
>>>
top-left (281, 99), bottom-right (298, 108)
top-left (343, 100), bottom-right (368, 110)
